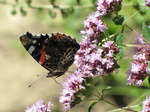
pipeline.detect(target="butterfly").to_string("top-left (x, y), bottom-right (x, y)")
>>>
top-left (20, 32), bottom-right (80, 77)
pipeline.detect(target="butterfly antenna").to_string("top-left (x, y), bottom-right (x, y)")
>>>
top-left (51, 76), bottom-right (61, 85)
top-left (36, 72), bottom-right (47, 77)
top-left (28, 74), bottom-right (46, 88)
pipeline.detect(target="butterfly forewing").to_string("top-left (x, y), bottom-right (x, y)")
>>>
top-left (20, 32), bottom-right (80, 77)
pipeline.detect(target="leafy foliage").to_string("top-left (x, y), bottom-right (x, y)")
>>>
top-left (142, 23), bottom-right (150, 42)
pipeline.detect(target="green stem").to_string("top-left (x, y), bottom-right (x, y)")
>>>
top-left (90, 91), bottom-right (101, 98)
top-left (102, 99), bottom-right (138, 112)
top-left (0, 1), bottom-right (94, 10)
top-left (123, 44), bottom-right (150, 48)
top-left (124, 24), bottom-right (150, 44)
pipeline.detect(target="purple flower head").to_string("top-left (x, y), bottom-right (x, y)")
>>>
top-left (145, 0), bottom-right (150, 7)
top-left (81, 12), bottom-right (108, 41)
top-left (141, 96), bottom-right (150, 112)
top-left (26, 99), bottom-right (53, 112)
top-left (126, 36), bottom-right (150, 86)
top-left (97, 0), bottom-right (122, 16)
top-left (59, 71), bottom-right (85, 112)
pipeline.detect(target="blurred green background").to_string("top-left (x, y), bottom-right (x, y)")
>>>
top-left (0, 0), bottom-right (150, 112)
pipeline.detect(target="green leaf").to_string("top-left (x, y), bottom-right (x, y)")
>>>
top-left (102, 86), bottom-right (112, 93)
top-left (115, 63), bottom-right (120, 69)
top-left (112, 15), bottom-right (125, 25)
top-left (71, 96), bottom-right (82, 108)
top-left (11, 7), bottom-right (17, 15)
top-left (20, 8), bottom-right (27, 16)
top-left (15, 0), bottom-right (18, 3)
top-left (88, 100), bottom-right (100, 112)
top-left (67, 7), bottom-right (74, 13)
top-left (26, 0), bottom-right (32, 5)
top-left (48, 10), bottom-right (56, 18)
top-left (115, 46), bottom-right (124, 60)
top-left (105, 86), bottom-right (112, 90)
top-left (148, 76), bottom-right (150, 85)
top-left (114, 2), bottom-right (122, 13)
top-left (79, 81), bottom-right (92, 96)
top-left (82, 85), bottom-right (92, 96)
top-left (90, 0), bottom-right (97, 4)
top-left (49, 0), bottom-right (55, 5)
top-left (139, 9), bottom-right (147, 15)
top-left (61, 9), bottom-right (68, 18)
top-left (115, 33), bottom-right (125, 46)
top-left (76, 0), bottom-right (80, 4)
top-left (133, 1), bottom-right (140, 10)
top-left (142, 23), bottom-right (150, 42)
top-left (148, 62), bottom-right (150, 69)
top-left (85, 77), bottom-right (92, 83)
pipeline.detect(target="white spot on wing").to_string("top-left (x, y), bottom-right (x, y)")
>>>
top-left (32, 40), bottom-right (37, 44)
top-left (39, 61), bottom-right (42, 64)
top-left (41, 34), bottom-right (47, 36)
top-left (28, 46), bottom-right (35, 54)
top-left (36, 34), bottom-right (41, 36)
top-left (48, 34), bottom-right (52, 37)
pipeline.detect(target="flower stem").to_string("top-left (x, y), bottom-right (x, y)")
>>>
top-left (125, 24), bottom-right (150, 44)
top-left (0, 1), bottom-right (94, 10)
top-left (102, 99), bottom-right (138, 112)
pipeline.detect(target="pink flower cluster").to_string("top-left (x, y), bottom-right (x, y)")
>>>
top-left (97, 0), bottom-right (122, 16)
top-left (141, 96), bottom-right (150, 112)
top-left (59, 0), bottom-right (121, 111)
top-left (59, 71), bottom-right (85, 111)
top-left (76, 41), bottom-right (119, 78)
top-left (81, 0), bottom-right (122, 38)
top-left (81, 12), bottom-right (107, 39)
top-left (126, 36), bottom-right (150, 86)
top-left (145, 0), bottom-right (150, 7)
top-left (26, 99), bottom-right (53, 112)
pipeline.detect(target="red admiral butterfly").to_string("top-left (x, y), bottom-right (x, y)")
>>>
top-left (20, 32), bottom-right (80, 77)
